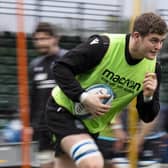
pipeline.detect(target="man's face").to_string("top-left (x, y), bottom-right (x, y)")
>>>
top-left (136, 33), bottom-right (167, 60)
top-left (33, 32), bottom-right (56, 55)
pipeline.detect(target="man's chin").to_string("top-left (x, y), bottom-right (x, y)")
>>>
top-left (38, 50), bottom-right (49, 55)
top-left (146, 53), bottom-right (157, 60)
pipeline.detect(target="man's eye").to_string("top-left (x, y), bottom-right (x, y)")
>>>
top-left (150, 39), bottom-right (159, 44)
top-left (34, 37), bottom-right (50, 41)
top-left (151, 39), bottom-right (157, 42)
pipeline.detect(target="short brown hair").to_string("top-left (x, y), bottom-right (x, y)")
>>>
top-left (132, 12), bottom-right (167, 36)
top-left (33, 22), bottom-right (57, 37)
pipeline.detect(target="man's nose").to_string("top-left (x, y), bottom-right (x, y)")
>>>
top-left (155, 41), bottom-right (163, 50)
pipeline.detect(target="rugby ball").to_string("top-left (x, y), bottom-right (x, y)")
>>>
top-left (74, 84), bottom-right (115, 119)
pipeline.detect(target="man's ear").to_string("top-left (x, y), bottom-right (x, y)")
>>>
top-left (132, 31), bottom-right (140, 39)
top-left (131, 32), bottom-right (141, 43)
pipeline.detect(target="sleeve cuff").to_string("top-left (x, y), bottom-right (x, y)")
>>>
top-left (79, 92), bottom-right (88, 103)
top-left (111, 124), bottom-right (123, 130)
top-left (143, 96), bottom-right (153, 102)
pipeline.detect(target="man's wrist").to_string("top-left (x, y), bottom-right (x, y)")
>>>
top-left (143, 95), bottom-right (153, 102)
top-left (79, 92), bottom-right (88, 103)
top-left (111, 124), bottom-right (123, 130)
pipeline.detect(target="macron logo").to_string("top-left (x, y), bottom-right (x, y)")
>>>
top-left (90, 38), bottom-right (99, 45)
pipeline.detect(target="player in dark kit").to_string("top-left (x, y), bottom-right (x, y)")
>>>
top-left (29, 22), bottom-right (67, 168)
top-left (45, 13), bottom-right (167, 168)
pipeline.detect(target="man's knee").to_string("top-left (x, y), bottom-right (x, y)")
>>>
top-left (54, 155), bottom-right (76, 168)
top-left (40, 162), bottom-right (54, 168)
top-left (70, 139), bottom-right (104, 168)
top-left (78, 156), bottom-right (104, 168)
top-left (36, 150), bottom-right (55, 166)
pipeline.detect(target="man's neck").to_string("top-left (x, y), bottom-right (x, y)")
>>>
top-left (48, 46), bottom-right (60, 55)
top-left (129, 36), bottom-right (143, 60)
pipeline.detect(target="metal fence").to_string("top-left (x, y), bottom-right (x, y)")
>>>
top-left (0, 0), bottom-right (126, 116)
top-left (0, 0), bottom-right (125, 37)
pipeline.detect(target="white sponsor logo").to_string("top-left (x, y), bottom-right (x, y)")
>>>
top-left (90, 38), bottom-right (99, 45)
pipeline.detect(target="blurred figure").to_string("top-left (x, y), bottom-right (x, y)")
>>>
top-left (128, 118), bottom-right (161, 166)
top-left (98, 115), bottom-right (128, 168)
top-left (158, 56), bottom-right (168, 164)
top-left (159, 104), bottom-right (168, 164)
top-left (122, 108), bottom-right (164, 167)
top-left (98, 109), bottom-right (161, 168)
top-left (29, 22), bottom-right (67, 168)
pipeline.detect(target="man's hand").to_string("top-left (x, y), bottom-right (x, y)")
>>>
top-left (128, 134), bottom-right (144, 154)
top-left (143, 72), bottom-right (157, 98)
top-left (81, 92), bottom-right (111, 116)
top-left (113, 128), bottom-right (128, 152)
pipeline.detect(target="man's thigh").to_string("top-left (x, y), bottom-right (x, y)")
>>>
top-left (54, 154), bottom-right (77, 168)
top-left (55, 133), bottom-right (104, 168)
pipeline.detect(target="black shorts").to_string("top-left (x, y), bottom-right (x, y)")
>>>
top-left (32, 118), bottom-right (55, 152)
top-left (33, 128), bottom-right (55, 152)
top-left (45, 96), bottom-right (115, 159)
top-left (97, 138), bottom-right (116, 160)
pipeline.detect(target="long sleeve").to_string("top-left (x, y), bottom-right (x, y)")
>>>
top-left (52, 35), bottom-right (109, 102)
top-left (136, 62), bottom-right (161, 122)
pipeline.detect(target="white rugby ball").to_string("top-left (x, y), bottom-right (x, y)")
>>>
top-left (74, 84), bottom-right (115, 119)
